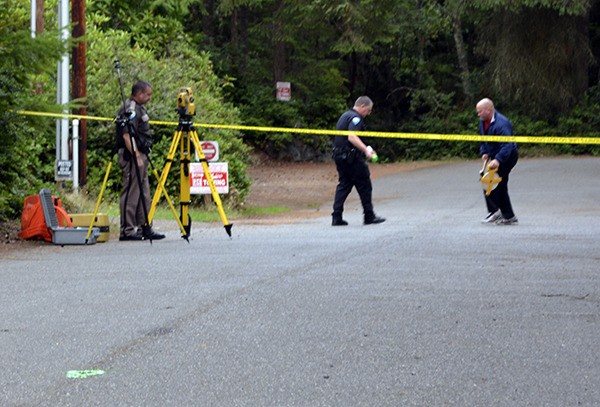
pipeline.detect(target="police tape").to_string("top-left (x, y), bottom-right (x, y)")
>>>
top-left (16, 110), bottom-right (600, 145)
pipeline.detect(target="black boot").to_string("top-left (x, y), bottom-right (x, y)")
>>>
top-left (141, 225), bottom-right (166, 240)
top-left (364, 215), bottom-right (385, 225)
top-left (332, 217), bottom-right (348, 226)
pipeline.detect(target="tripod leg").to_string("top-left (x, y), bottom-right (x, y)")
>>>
top-left (149, 130), bottom-right (181, 223)
top-left (180, 130), bottom-right (192, 236)
top-left (151, 167), bottom-right (189, 241)
top-left (86, 161), bottom-right (112, 244)
top-left (190, 130), bottom-right (233, 237)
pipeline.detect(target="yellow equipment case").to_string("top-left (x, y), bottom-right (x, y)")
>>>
top-left (69, 213), bottom-right (110, 242)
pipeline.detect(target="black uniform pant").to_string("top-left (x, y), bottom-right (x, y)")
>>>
top-left (332, 157), bottom-right (374, 220)
top-left (484, 152), bottom-right (518, 219)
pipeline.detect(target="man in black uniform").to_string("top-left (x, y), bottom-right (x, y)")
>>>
top-left (116, 80), bottom-right (165, 241)
top-left (331, 96), bottom-right (385, 226)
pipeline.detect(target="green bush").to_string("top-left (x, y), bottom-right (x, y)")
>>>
top-left (83, 14), bottom-right (251, 209)
top-left (0, 1), bottom-right (67, 221)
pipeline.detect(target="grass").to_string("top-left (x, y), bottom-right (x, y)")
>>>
top-left (47, 192), bottom-right (292, 241)
top-left (60, 192), bottom-right (291, 223)
top-left (151, 204), bottom-right (291, 222)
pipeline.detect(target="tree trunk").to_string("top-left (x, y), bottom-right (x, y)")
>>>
top-left (231, 8), bottom-right (238, 48)
top-left (272, 0), bottom-right (285, 82)
top-left (201, 0), bottom-right (215, 47)
top-left (451, 15), bottom-right (472, 100)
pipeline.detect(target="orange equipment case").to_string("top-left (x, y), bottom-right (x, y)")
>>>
top-left (19, 194), bottom-right (72, 242)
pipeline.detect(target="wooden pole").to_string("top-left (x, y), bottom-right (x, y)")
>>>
top-left (36, 0), bottom-right (44, 33)
top-left (71, 0), bottom-right (87, 186)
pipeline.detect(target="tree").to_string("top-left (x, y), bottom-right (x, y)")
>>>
top-left (472, 0), bottom-right (594, 119)
top-left (83, 11), bottom-right (252, 205)
top-left (0, 1), bottom-right (67, 220)
top-left (443, 0), bottom-right (473, 100)
top-left (89, 0), bottom-right (200, 56)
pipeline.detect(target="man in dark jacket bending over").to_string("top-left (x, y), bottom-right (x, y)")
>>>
top-left (476, 98), bottom-right (519, 225)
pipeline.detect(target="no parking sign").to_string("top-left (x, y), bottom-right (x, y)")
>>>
top-left (190, 162), bottom-right (229, 194)
top-left (197, 141), bottom-right (219, 162)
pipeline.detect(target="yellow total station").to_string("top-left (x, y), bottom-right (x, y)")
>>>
top-left (149, 88), bottom-right (232, 239)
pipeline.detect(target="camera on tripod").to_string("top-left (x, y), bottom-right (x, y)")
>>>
top-left (116, 108), bottom-right (136, 128)
top-left (177, 87), bottom-right (196, 117)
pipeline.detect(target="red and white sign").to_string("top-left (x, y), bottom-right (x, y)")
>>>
top-left (195, 140), bottom-right (219, 162)
top-left (190, 162), bottom-right (229, 195)
top-left (276, 81), bottom-right (291, 101)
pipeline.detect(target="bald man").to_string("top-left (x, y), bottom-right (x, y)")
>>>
top-left (476, 98), bottom-right (519, 225)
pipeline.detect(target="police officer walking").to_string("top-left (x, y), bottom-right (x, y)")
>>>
top-left (331, 96), bottom-right (385, 226)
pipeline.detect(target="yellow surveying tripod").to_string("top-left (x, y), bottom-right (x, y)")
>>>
top-left (148, 88), bottom-right (232, 240)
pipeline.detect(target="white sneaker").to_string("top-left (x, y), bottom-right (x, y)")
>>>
top-left (496, 216), bottom-right (518, 225)
top-left (481, 210), bottom-right (501, 223)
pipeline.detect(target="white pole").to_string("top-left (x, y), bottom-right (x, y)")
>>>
top-left (72, 119), bottom-right (79, 192)
top-left (56, 64), bottom-right (61, 168)
top-left (31, 0), bottom-right (36, 38)
top-left (59, 0), bottom-right (69, 161)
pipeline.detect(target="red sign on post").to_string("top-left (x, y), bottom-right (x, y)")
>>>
top-left (197, 140), bottom-right (219, 162)
top-left (276, 82), bottom-right (291, 101)
top-left (190, 162), bottom-right (229, 195)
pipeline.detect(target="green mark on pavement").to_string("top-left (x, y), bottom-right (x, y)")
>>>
top-left (66, 370), bottom-right (106, 379)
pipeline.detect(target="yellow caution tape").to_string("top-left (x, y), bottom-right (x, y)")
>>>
top-left (17, 110), bottom-right (115, 122)
top-left (16, 110), bottom-right (600, 145)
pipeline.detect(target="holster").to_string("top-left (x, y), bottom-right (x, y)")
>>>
top-left (119, 148), bottom-right (132, 162)
top-left (332, 147), bottom-right (357, 164)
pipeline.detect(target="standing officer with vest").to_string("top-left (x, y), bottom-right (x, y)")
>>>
top-left (331, 96), bottom-right (385, 226)
top-left (476, 98), bottom-right (519, 225)
top-left (116, 80), bottom-right (165, 241)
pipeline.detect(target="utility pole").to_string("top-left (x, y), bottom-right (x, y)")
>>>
top-left (31, 0), bottom-right (44, 37)
top-left (72, 0), bottom-right (87, 186)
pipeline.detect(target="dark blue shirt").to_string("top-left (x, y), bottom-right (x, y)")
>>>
top-left (479, 111), bottom-right (518, 164)
top-left (334, 108), bottom-right (364, 149)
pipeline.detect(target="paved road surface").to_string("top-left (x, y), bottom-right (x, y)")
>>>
top-left (1, 157), bottom-right (599, 406)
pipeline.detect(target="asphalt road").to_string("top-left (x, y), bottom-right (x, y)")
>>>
top-left (1, 157), bottom-right (599, 406)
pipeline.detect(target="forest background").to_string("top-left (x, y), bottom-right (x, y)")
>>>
top-left (1, 0), bottom-right (600, 221)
